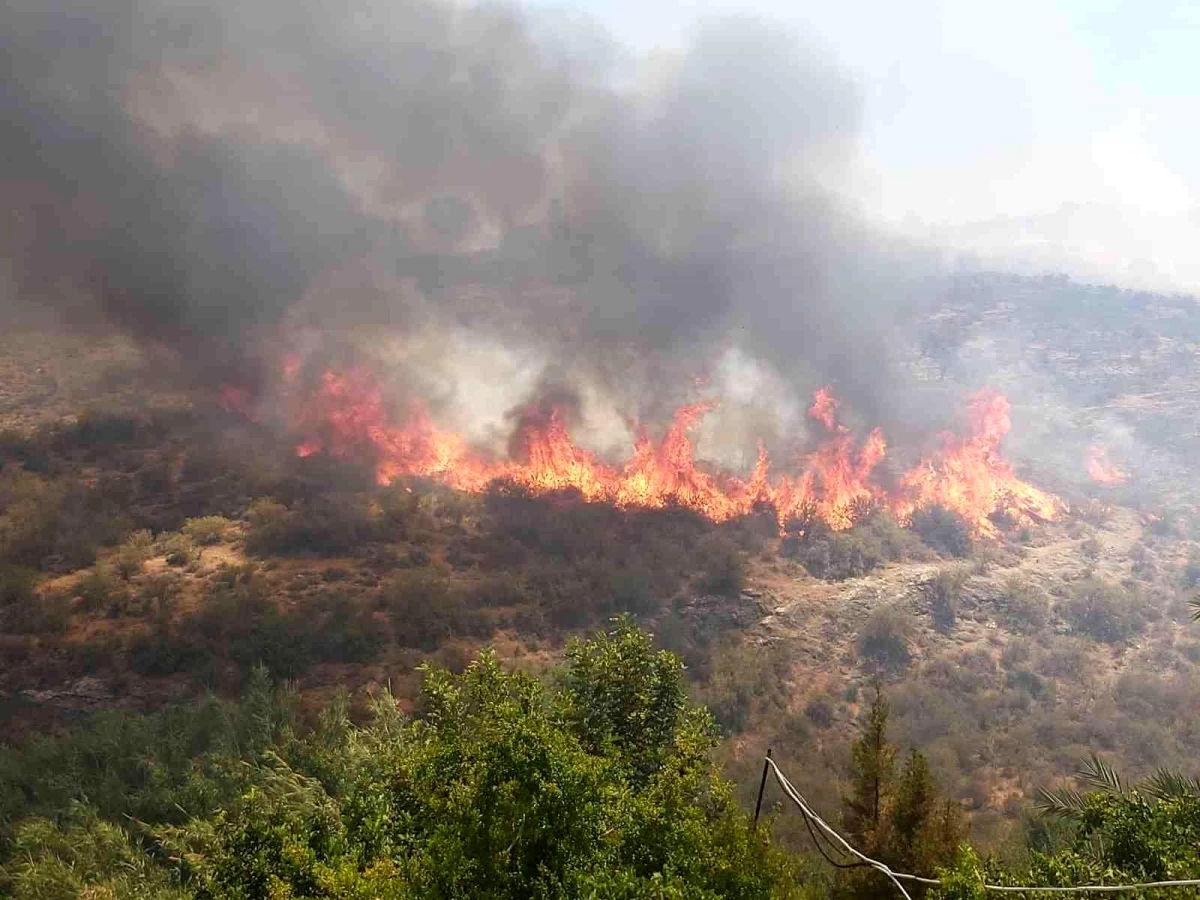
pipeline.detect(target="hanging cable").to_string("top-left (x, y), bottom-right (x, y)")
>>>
top-left (764, 756), bottom-right (1200, 896)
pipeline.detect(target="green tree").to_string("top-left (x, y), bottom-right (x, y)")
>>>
top-left (844, 685), bottom-right (895, 849)
top-left (4, 622), bottom-right (805, 900)
top-left (837, 690), bottom-right (963, 900)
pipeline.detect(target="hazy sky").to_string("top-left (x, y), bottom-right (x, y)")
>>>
top-left (547, 0), bottom-right (1200, 291)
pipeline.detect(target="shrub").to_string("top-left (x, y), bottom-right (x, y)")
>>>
top-left (1062, 577), bottom-right (1142, 644)
top-left (0, 563), bottom-right (36, 607)
top-left (74, 565), bottom-right (124, 613)
top-left (858, 605), bottom-right (914, 671)
top-left (115, 529), bottom-right (154, 579)
top-left (786, 529), bottom-right (886, 580)
top-left (1182, 550), bottom-right (1200, 589)
top-left (695, 535), bottom-right (745, 597)
top-left (0, 475), bottom-right (113, 571)
top-left (382, 568), bottom-right (473, 650)
top-left (244, 499), bottom-right (293, 556)
top-left (804, 696), bottom-right (835, 728)
top-left (911, 504), bottom-right (973, 557)
top-left (2, 589), bottom-right (72, 634)
top-left (998, 576), bottom-right (1049, 634)
top-left (182, 516), bottom-right (231, 546)
top-left (783, 512), bottom-right (929, 581)
top-left (928, 567), bottom-right (968, 633)
top-left (245, 496), bottom-right (377, 557)
top-left (159, 533), bottom-right (197, 567)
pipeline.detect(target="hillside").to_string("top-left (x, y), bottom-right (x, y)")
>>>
top-left (3, 272), bottom-right (1200, 867)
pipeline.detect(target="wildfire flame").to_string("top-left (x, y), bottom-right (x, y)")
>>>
top-left (257, 365), bottom-right (1062, 536)
top-left (891, 390), bottom-right (1062, 536)
top-left (1087, 446), bottom-right (1128, 485)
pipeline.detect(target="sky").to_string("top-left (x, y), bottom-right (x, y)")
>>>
top-left (541, 0), bottom-right (1200, 293)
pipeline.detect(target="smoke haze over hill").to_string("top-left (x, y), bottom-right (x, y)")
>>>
top-left (0, 0), bottom-right (952, 461)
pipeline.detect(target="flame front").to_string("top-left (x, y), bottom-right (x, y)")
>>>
top-left (270, 368), bottom-right (1061, 535)
top-left (892, 390), bottom-right (1062, 535)
top-left (1087, 446), bottom-right (1128, 485)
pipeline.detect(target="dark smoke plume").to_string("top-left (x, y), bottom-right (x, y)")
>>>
top-left (0, 0), bottom-right (940, 448)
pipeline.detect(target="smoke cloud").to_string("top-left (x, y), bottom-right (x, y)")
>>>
top-left (0, 0), bottom-right (941, 461)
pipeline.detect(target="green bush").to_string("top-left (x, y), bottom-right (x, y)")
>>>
top-left (245, 496), bottom-right (377, 557)
top-left (73, 565), bottom-right (123, 613)
top-left (1062, 577), bottom-right (1143, 644)
top-left (783, 512), bottom-right (928, 581)
top-left (0, 625), bottom-right (806, 900)
top-left (182, 515), bottom-right (231, 546)
top-left (115, 529), bottom-right (154, 579)
top-left (381, 567), bottom-right (476, 650)
top-left (2, 589), bottom-right (72, 634)
top-left (159, 533), bottom-right (197, 567)
top-left (695, 534), bottom-right (746, 597)
top-left (911, 504), bottom-right (973, 558)
top-left (998, 576), bottom-right (1049, 634)
top-left (857, 605), bottom-right (915, 671)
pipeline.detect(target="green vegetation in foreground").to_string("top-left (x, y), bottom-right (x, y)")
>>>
top-left (0, 621), bottom-right (806, 899)
top-left (6, 621), bottom-right (1200, 899)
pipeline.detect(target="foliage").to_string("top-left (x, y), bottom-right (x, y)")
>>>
top-left (2, 804), bottom-right (191, 900)
top-left (0, 471), bottom-right (125, 571)
top-left (692, 638), bottom-right (793, 735)
top-left (836, 687), bottom-right (965, 900)
top-left (1, 625), bottom-right (806, 899)
top-left (843, 686), bottom-right (895, 849)
top-left (0, 564), bottom-right (36, 608)
top-left (116, 528), bottom-right (155, 578)
top-left (1061, 577), bottom-right (1146, 644)
top-left (997, 577), bottom-right (1049, 635)
top-left (927, 568), bottom-right (967, 633)
top-left (857, 606), bottom-right (914, 672)
top-left (910, 506), bottom-right (972, 559)
top-left (183, 516), bottom-right (232, 546)
top-left (784, 513), bottom-right (927, 581)
top-left (245, 496), bottom-right (377, 557)
top-left (696, 534), bottom-right (747, 598)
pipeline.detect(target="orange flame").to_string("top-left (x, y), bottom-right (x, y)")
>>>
top-left (892, 390), bottom-right (1062, 536)
top-left (270, 367), bottom-right (1060, 536)
top-left (1087, 446), bottom-right (1127, 485)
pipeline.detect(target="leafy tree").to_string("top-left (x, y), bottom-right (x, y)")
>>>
top-left (3, 624), bottom-right (807, 900)
top-left (932, 757), bottom-right (1200, 898)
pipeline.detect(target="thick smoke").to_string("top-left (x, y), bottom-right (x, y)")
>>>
top-left (0, 0), bottom-right (939, 459)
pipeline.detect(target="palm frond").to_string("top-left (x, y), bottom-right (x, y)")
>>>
top-left (1077, 754), bottom-right (1124, 795)
top-left (1141, 767), bottom-right (1200, 801)
top-left (1189, 594), bottom-right (1200, 622)
top-left (1034, 785), bottom-right (1088, 818)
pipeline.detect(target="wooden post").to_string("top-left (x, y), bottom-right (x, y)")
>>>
top-left (753, 748), bottom-right (772, 830)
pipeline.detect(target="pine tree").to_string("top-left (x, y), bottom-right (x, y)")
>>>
top-left (843, 682), bottom-right (895, 850)
top-left (889, 749), bottom-right (937, 864)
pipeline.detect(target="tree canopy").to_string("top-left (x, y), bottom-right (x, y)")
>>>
top-left (0, 620), bottom-right (805, 899)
